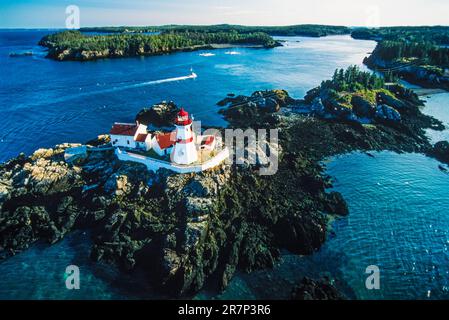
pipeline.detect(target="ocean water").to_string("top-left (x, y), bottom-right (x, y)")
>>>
top-left (422, 93), bottom-right (449, 143)
top-left (1, 30), bottom-right (449, 300)
top-left (214, 151), bottom-right (449, 300)
top-left (0, 30), bottom-right (374, 162)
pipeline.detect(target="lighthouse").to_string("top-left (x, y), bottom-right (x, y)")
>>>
top-left (172, 108), bottom-right (198, 165)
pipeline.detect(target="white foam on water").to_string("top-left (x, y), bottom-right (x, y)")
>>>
top-left (123, 72), bottom-right (197, 89)
top-left (225, 51), bottom-right (240, 55)
top-left (23, 72), bottom-right (198, 108)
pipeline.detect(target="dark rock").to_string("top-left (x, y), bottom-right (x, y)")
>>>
top-left (324, 192), bottom-right (349, 216)
top-left (375, 104), bottom-right (401, 121)
top-left (351, 95), bottom-right (376, 118)
top-left (135, 101), bottom-right (180, 127)
top-left (323, 98), bottom-right (353, 120)
top-left (376, 92), bottom-right (406, 110)
top-left (310, 97), bottom-right (325, 116)
top-left (429, 141), bottom-right (449, 164)
top-left (291, 277), bottom-right (346, 300)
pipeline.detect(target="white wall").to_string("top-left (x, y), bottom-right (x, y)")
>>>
top-left (111, 134), bottom-right (136, 149)
top-left (115, 147), bottom-right (229, 174)
top-left (151, 136), bottom-right (173, 156)
top-left (134, 124), bottom-right (148, 139)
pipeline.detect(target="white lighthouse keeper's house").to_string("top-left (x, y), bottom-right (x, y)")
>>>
top-left (172, 108), bottom-right (198, 165)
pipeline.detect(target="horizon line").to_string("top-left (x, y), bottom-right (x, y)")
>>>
top-left (2, 23), bottom-right (449, 30)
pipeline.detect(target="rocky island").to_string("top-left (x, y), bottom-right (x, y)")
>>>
top-left (352, 26), bottom-right (449, 90)
top-left (1, 66), bottom-right (448, 298)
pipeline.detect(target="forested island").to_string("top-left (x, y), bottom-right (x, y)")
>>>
top-left (39, 29), bottom-right (280, 61)
top-left (80, 24), bottom-right (351, 37)
top-left (38, 24), bottom-right (353, 61)
top-left (352, 26), bottom-right (449, 90)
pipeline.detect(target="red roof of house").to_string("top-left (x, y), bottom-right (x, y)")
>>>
top-left (135, 133), bottom-right (148, 142)
top-left (110, 123), bottom-right (137, 136)
top-left (156, 132), bottom-right (176, 150)
top-left (202, 136), bottom-right (215, 145)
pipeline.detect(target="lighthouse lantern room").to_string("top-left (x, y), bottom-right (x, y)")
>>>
top-left (172, 108), bottom-right (198, 165)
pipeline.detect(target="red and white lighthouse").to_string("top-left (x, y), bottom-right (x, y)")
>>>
top-left (172, 108), bottom-right (198, 165)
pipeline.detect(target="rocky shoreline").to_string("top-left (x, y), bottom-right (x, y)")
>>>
top-left (364, 54), bottom-right (449, 91)
top-left (1, 78), bottom-right (448, 298)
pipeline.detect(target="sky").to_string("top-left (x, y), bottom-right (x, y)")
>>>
top-left (0, 0), bottom-right (448, 28)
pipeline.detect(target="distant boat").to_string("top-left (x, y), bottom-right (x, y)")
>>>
top-left (9, 51), bottom-right (33, 57)
top-left (199, 52), bottom-right (215, 57)
top-left (188, 68), bottom-right (197, 79)
top-left (225, 51), bottom-right (240, 55)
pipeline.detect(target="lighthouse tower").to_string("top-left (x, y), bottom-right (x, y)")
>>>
top-left (172, 108), bottom-right (198, 165)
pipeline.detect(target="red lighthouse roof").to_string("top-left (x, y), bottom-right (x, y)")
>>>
top-left (175, 107), bottom-right (192, 125)
top-left (178, 108), bottom-right (188, 117)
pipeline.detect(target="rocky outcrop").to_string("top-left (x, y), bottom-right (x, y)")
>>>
top-left (351, 95), bottom-right (376, 118)
top-left (376, 91), bottom-right (406, 111)
top-left (0, 144), bottom-right (86, 255)
top-left (429, 141), bottom-right (449, 165)
top-left (1, 87), bottom-right (443, 298)
top-left (304, 83), bottom-right (410, 123)
top-left (375, 104), bottom-right (401, 121)
top-left (291, 277), bottom-right (346, 300)
top-left (364, 55), bottom-right (449, 91)
top-left (217, 89), bottom-right (295, 111)
top-left (135, 101), bottom-right (180, 127)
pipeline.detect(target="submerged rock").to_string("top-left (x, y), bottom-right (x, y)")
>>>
top-left (429, 141), bottom-right (449, 165)
top-left (291, 277), bottom-right (346, 300)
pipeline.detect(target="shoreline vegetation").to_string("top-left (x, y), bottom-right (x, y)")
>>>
top-left (1, 64), bottom-right (448, 298)
top-left (80, 24), bottom-right (351, 37)
top-left (352, 26), bottom-right (449, 90)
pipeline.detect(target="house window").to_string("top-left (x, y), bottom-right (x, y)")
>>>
top-left (127, 140), bottom-right (130, 145)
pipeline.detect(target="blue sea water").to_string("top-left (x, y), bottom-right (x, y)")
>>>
top-left (0, 30), bottom-right (374, 162)
top-left (1, 30), bottom-right (449, 300)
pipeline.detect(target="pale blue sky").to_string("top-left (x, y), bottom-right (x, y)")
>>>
top-left (1, 0), bottom-right (448, 28)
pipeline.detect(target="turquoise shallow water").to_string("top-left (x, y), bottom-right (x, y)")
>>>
top-left (204, 151), bottom-right (449, 300)
top-left (422, 93), bottom-right (449, 143)
top-left (1, 30), bottom-right (449, 300)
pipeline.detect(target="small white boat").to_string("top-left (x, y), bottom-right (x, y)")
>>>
top-left (199, 52), bottom-right (215, 57)
top-left (225, 51), bottom-right (240, 55)
top-left (188, 68), bottom-right (197, 79)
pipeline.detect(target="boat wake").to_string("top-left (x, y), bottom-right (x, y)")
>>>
top-left (104, 71), bottom-right (197, 93)
top-left (26, 72), bottom-right (198, 108)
